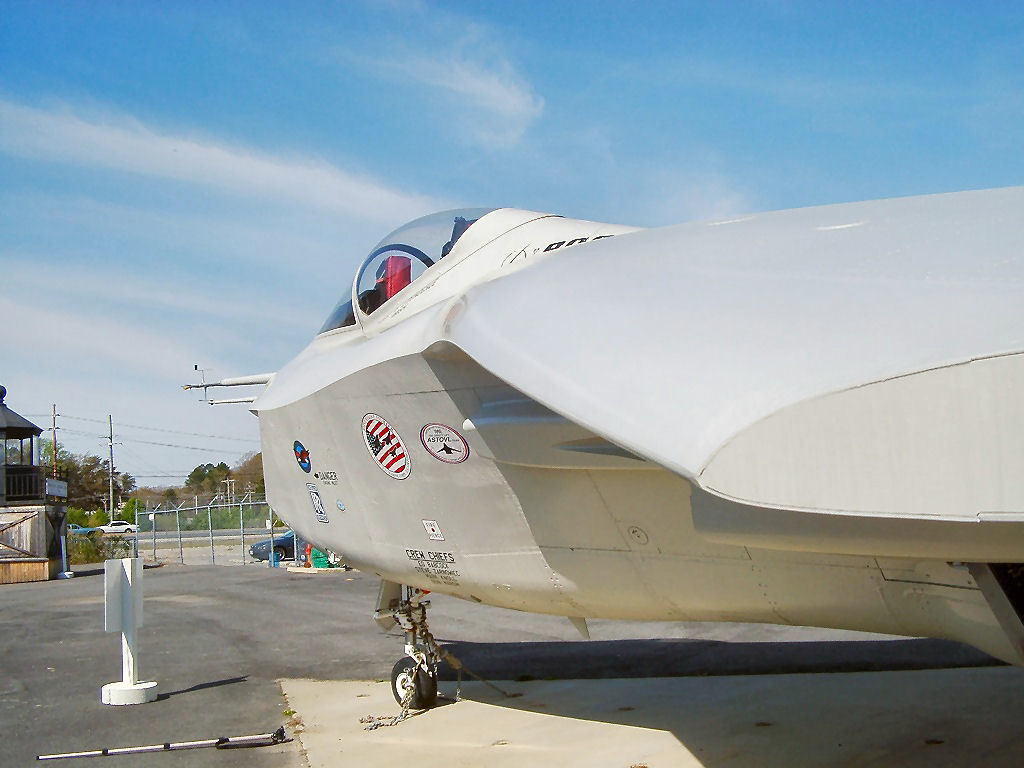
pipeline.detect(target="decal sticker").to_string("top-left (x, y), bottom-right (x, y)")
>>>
top-left (420, 423), bottom-right (469, 464)
top-left (405, 548), bottom-right (460, 586)
top-left (307, 482), bottom-right (329, 523)
top-left (422, 519), bottom-right (445, 541)
top-left (362, 413), bottom-right (410, 479)
top-left (501, 247), bottom-right (529, 267)
top-left (336, 499), bottom-right (346, 511)
top-left (294, 441), bottom-right (312, 473)
top-left (314, 470), bottom-right (338, 485)
top-left (543, 234), bottom-right (614, 252)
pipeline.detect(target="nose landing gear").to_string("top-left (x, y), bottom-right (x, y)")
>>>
top-left (366, 581), bottom-right (517, 730)
top-left (390, 587), bottom-right (441, 710)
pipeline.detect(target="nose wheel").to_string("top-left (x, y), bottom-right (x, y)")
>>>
top-left (390, 656), bottom-right (438, 709)
top-left (390, 587), bottom-right (441, 711)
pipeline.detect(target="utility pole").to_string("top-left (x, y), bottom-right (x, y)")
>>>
top-left (51, 404), bottom-right (58, 477)
top-left (108, 415), bottom-right (115, 523)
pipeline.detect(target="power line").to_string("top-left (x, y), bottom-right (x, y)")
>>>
top-left (31, 413), bottom-right (256, 442)
top-left (59, 427), bottom-right (256, 454)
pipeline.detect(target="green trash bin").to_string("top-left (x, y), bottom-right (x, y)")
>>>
top-left (310, 547), bottom-right (334, 569)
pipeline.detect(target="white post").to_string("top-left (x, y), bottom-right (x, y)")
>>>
top-left (101, 558), bottom-right (158, 705)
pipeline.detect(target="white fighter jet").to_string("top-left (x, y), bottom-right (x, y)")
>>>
top-left (198, 187), bottom-right (1024, 708)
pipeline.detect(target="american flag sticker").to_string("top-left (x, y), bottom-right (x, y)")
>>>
top-left (361, 413), bottom-right (411, 479)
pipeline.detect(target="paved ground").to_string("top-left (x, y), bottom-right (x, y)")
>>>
top-left (284, 668), bottom-right (1024, 768)
top-left (1, 563), bottom-right (1018, 767)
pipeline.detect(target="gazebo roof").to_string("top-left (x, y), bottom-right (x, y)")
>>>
top-left (0, 385), bottom-right (42, 439)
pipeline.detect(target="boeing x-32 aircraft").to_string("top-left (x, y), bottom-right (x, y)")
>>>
top-left (193, 187), bottom-right (1024, 709)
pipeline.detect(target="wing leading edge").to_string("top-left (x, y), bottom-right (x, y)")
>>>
top-left (442, 187), bottom-right (1024, 560)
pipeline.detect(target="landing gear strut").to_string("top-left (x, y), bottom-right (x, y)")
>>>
top-left (390, 587), bottom-right (440, 710)
top-left (365, 582), bottom-right (522, 729)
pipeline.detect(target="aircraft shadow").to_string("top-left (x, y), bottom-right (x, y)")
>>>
top-left (432, 636), bottom-right (1001, 681)
top-left (430, 639), bottom-right (1023, 767)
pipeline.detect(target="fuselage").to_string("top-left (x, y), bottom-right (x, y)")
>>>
top-left (254, 195), bottom-right (1024, 665)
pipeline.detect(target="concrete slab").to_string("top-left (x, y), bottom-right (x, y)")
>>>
top-left (284, 668), bottom-right (1024, 768)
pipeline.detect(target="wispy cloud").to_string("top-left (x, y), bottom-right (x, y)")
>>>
top-left (0, 292), bottom-right (202, 381)
top-left (1, 255), bottom-right (315, 333)
top-left (658, 175), bottom-right (754, 224)
top-left (378, 49), bottom-right (544, 148)
top-left (350, 12), bottom-right (544, 149)
top-left (0, 98), bottom-right (445, 224)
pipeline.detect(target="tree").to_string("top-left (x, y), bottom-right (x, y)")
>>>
top-left (121, 497), bottom-right (145, 523)
top-left (185, 463), bottom-right (214, 491)
top-left (37, 437), bottom-right (74, 471)
top-left (233, 452), bottom-right (265, 497)
top-left (38, 438), bottom-right (135, 515)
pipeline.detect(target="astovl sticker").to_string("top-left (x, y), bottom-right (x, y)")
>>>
top-left (362, 413), bottom-right (410, 479)
top-left (420, 423), bottom-right (469, 464)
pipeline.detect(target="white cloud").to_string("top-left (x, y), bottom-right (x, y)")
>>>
top-left (0, 98), bottom-right (445, 224)
top-left (382, 51), bottom-right (544, 147)
top-left (626, 170), bottom-right (756, 227)
top-left (352, 15), bottom-right (544, 149)
top-left (0, 293), bottom-right (203, 381)
top-left (1, 255), bottom-right (314, 333)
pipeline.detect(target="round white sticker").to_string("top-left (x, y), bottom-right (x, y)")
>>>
top-left (420, 423), bottom-right (470, 464)
top-left (362, 413), bottom-right (411, 479)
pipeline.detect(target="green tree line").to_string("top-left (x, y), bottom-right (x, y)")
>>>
top-left (39, 438), bottom-right (265, 528)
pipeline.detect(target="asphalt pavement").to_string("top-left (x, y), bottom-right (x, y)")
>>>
top-left (0, 562), bottom-right (1014, 767)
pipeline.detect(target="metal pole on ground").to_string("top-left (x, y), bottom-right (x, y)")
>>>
top-left (207, 501), bottom-right (215, 564)
top-left (238, 497), bottom-right (245, 565)
top-left (151, 507), bottom-right (157, 562)
top-left (175, 503), bottom-right (183, 564)
top-left (58, 528), bottom-right (74, 579)
top-left (267, 510), bottom-right (276, 568)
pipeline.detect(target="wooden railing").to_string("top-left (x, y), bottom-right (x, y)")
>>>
top-left (3, 465), bottom-right (44, 503)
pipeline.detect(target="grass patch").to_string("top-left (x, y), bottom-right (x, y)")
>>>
top-left (68, 534), bottom-right (134, 564)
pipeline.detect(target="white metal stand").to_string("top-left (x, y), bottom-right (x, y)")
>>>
top-left (101, 558), bottom-right (158, 705)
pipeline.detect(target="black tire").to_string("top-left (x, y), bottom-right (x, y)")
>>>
top-left (273, 547), bottom-right (286, 562)
top-left (390, 658), bottom-right (437, 709)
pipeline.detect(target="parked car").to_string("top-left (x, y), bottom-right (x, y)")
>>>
top-left (97, 520), bottom-right (138, 535)
top-left (67, 523), bottom-right (98, 535)
top-left (249, 529), bottom-right (295, 562)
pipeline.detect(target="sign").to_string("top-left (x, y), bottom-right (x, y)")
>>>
top-left (104, 557), bottom-right (144, 633)
top-left (45, 477), bottom-right (68, 498)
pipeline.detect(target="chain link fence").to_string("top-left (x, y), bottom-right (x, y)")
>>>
top-left (131, 494), bottom-right (288, 566)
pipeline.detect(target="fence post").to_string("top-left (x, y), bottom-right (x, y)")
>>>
top-left (206, 500), bottom-right (215, 564)
top-left (267, 509), bottom-right (276, 569)
top-left (239, 499), bottom-right (245, 566)
top-left (175, 503), bottom-right (183, 564)
top-left (151, 507), bottom-right (157, 562)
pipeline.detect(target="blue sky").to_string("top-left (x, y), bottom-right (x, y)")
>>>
top-left (2, 1), bottom-right (1022, 488)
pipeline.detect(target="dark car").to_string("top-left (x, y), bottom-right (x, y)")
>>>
top-left (249, 529), bottom-right (295, 562)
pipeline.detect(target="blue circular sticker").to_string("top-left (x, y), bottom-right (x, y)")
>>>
top-left (293, 440), bottom-right (312, 473)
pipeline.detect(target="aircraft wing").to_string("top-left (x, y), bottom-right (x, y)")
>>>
top-left (443, 187), bottom-right (1024, 560)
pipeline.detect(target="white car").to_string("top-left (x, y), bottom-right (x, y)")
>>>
top-left (97, 520), bottom-right (138, 535)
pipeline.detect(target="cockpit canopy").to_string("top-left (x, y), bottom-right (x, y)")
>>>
top-left (318, 207), bottom-right (496, 335)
